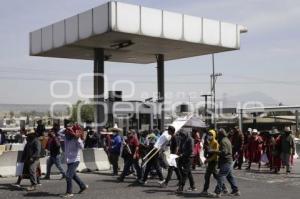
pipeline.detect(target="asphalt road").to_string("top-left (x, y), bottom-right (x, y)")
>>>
top-left (1, 160), bottom-right (300, 199)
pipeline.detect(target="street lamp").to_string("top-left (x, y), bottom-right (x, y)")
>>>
top-left (210, 54), bottom-right (222, 130)
top-left (201, 94), bottom-right (212, 126)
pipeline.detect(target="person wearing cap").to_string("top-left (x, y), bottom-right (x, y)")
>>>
top-left (12, 129), bottom-right (42, 189)
top-left (214, 128), bottom-right (240, 197)
top-left (246, 129), bottom-right (263, 170)
top-left (25, 129), bottom-right (42, 191)
top-left (118, 130), bottom-right (142, 182)
top-left (280, 127), bottom-right (295, 174)
top-left (109, 126), bottom-right (122, 176)
top-left (176, 129), bottom-right (196, 193)
top-left (269, 129), bottom-right (282, 173)
top-left (140, 130), bottom-right (165, 185)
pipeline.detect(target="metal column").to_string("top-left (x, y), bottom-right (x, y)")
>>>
top-left (157, 54), bottom-right (165, 131)
top-left (94, 48), bottom-right (105, 133)
top-left (296, 110), bottom-right (299, 132)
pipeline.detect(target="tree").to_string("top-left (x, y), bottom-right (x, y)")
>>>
top-left (9, 111), bottom-right (14, 119)
top-left (69, 100), bottom-right (95, 123)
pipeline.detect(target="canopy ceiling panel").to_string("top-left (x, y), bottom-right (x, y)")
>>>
top-left (30, 1), bottom-right (247, 64)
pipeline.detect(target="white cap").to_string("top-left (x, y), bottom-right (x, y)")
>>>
top-left (284, 127), bottom-right (291, 132)
top-left (252, 129), bottom-right (258, 134)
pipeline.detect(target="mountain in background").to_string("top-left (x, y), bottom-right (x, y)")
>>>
top-left (221, 91), bottom-right (279, 108)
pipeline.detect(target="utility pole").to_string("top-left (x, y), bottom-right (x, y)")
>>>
top-left (201, 94), bottom-right (212, 126)
top-left (210, 54), bottom-right (222, 130)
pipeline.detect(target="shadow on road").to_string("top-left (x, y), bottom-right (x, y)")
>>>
top-left (143, 189), bottom-right (177, 195)
top-left (0, 183), bottom-right (24, 192)
top-left (23, 191), bottom-right (61, 197)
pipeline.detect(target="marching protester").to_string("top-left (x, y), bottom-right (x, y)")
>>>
top-left (231, 127), bottom-right (244, 170)
top-left (43, 130), bottom-right (66, 180)
top-left (177, 129), bottom-right (196, 193)
top-left (214, 128), bottom-right (240, 197)
top-left (192, 128), bottom-right (202, 169)
top-left (246, 129), bottom-right (263, 170)
top-left (200, 129), bottom-right (227, 196)
top-left (266, 128), bottom-right (281, 173)
top-left (140, 132), bottom-right (165, 185)
top-left (12, 129), bottom-right (42, 190)
top-left (109, 126), bottom-right (122, 176)
top-left (63, 124), bottom-right (88, 198)
top-left (159, 126), bottom-right (182, 188)
top-left (0, 129), bottom-right (6, 144)
top-left (243, 128), bottom-right (252, 162)
top-left (36, 120), bottom-right (46, 138)
top-left (118, 130), bottom-right (142, 182)
top-left (84, 127), bottom-right (101, 148)
top-left (280, 127), bottom-right (295, 174)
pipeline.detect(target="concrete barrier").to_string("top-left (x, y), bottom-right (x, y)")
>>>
top-left (10, 144), bottom-right (25, 151)
top-left (0, 145), bottom-right (5, 155)
top-left (0, 151), bottom-right (22, 177)
top-left (82, 148), bottom-right (110, 171)
top-left (0, 148), bottom-right (110, 177)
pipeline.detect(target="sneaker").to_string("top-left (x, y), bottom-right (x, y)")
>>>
top-left (231, 191), bottom-right (241, 196)
top-left (62, 193), bottom-right (74, 198)
top-left (37, 182), bottom-right (42, 186)
top-left (117, 177), bottom-right (124, 182)
top-left (176, 188), bottom-right (183, 194)
top-left (138, 180), bottom-right (147, 185)
top-left (186, 187), bottom-right (197, 192)
top-left (11, 183), bottom-right (21, 188)
top-left (42, 176), bottom-right (50, 180)
top-left (158, 180), bottom-right (165, 185)
top-left (26, 186), bottom-right (36, 192)
top-left (223, 189), bottom-right (229, 194)
top-left (200, 191), bottom-right (210, 196)
top-left (78, 185), bottom-right (89, 194)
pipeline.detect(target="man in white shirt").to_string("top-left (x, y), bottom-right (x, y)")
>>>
top-left (63, 125), bottom-right (88, 198)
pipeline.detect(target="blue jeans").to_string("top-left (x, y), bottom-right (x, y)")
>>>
top-left (66, 161), bottom-right (86, 194)
top-left (215, 162), bottom-right (238, 194)
top-left (46, 155), bottom-right (65, 177)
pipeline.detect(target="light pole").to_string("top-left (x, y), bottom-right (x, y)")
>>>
top-left (210, 54), bottom-right (222, 130)
top-left (201, 94), bottom-right (212, 126)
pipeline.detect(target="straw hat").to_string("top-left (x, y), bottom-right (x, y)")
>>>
top-left (109, 124), bottom-right (122, 132)
top-left (270, 128), bottom-right (280, 135)
top-left (26, 129), bottom-right (36, 135)
top-left (99, 128), bottom-right (112, 135)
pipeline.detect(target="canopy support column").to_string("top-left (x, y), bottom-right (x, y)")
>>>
top-left (94, 48), bottom-right (105, 133)
top-left (157, 54), bottom-right (165, 131)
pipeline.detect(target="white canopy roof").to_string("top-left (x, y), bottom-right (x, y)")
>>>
top-left (30, 1), bottom-right (247, 64)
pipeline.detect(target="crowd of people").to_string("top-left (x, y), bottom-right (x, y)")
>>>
top-left (2, 123), bottom-right (297, 198)
top-left (237, 127), bottom-right (297, 174)
top-left (101, 126), bottom-right (240, 198)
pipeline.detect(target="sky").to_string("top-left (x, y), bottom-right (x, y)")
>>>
top-left (0, 0), bottom-right (300, 107)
